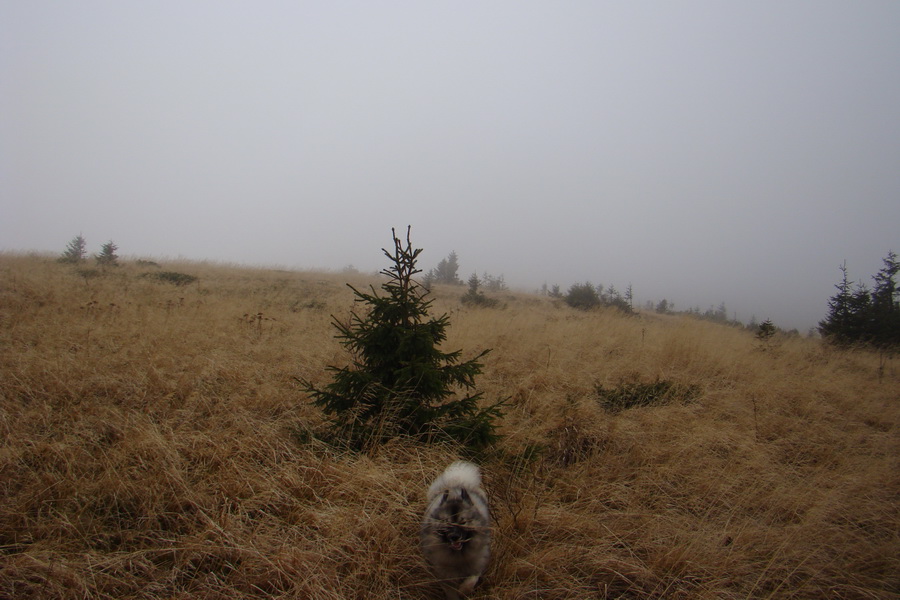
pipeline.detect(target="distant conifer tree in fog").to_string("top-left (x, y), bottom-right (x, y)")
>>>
top-left (60, 234), bottom-right (87, 264)
top-left (429, 251), bottom-right (462, 285)
top-left (95, 241), bottom-right (119, 267)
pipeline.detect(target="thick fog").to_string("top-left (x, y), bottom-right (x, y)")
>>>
top-left (3, 2), bottom-right (899, 332)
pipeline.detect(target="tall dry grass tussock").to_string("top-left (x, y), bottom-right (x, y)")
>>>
top-left (1, 253), bottom-right (898, 599)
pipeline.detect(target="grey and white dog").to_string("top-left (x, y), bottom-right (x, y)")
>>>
top-left (420, 461), bottom-right (491, 600)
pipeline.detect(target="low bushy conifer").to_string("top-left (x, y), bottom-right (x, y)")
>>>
top-left (301, 227), bottom-right (502, 450)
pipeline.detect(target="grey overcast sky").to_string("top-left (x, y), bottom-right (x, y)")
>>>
top-left (2, 2), bottom-right (898, 331)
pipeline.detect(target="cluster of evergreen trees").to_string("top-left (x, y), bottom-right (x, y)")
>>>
top-left (818, 251), bottom-right (899, 349)
top-left (422, 251), bottom-right (462, 286)
top-left (558, 282), bottom-right (633, 313)
top-left (423, 251), bottom-right (507, 294)
top-left (461, 273), bottom-right (500, 307)
top-left (59, 234), bottom-right (119, 267)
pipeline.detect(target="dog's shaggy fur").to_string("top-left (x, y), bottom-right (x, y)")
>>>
top-left (420, 461), bottom-right (491, 599)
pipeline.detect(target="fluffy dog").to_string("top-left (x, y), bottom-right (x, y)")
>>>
top-left (420, 461), bottom-right (491, 599)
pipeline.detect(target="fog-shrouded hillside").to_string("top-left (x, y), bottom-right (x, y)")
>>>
top-left (1, 254), bottom-right (897, 599)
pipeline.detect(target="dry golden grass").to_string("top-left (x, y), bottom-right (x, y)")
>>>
top-left (1, 253), bottom-right (897, 599)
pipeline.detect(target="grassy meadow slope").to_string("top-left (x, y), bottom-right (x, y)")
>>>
top-left (1, 253), bottom-right (897, 599)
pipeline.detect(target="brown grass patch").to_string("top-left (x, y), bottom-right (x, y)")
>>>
top-left (1, 254), bottom-right (898, 599)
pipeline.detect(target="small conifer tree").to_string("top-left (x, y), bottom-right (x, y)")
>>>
top-left (461, 273), bottom-right (499, 308)
top-left (466, 272), bottom-right (481, 295)
top-left (819, 262), bottom-right (854, 344)
top-left (755, 319), bottom-right (777, 348)
top-left (301, 227), bottom-right (502, 450)
top-left (95, 241), bottom-right (119, 267)
top-left (60, 234), bottom-right (87, 264)
top-left (870, 250), bottom-right (900, 349)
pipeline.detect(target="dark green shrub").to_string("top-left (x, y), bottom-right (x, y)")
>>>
top-left (565, 282), bottom-right (600, 310)
top-left (300, 227), bottom-right (503, 451)
top-left (143, 271), bottom-right (198, 286)
top-left (595, 378), bottom-right (700, 414)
